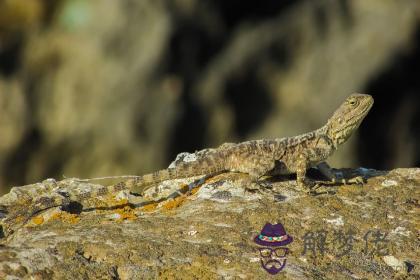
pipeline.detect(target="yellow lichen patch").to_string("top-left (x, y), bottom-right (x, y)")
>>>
top-left (50, 212), bottom-right (80, 224)
top-left (141, 202), bottom-right (159, 212)
top-left (162, 195), bottom-right (187, 210)
top-left (115, 206), bottom-right (137, 221)
top-left (14, 216), bottom-right (25, 224)
top-left (107, 196), bottom-right (129, 206)
top-left (31, 215), bottom-right (44, 225)
top-left (190, 185), bottom-right (201, 195)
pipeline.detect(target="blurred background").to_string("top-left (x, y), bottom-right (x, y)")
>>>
top-left (0, 0), bottom-right (419, 194)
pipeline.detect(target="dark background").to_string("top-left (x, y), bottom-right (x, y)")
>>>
top-left (0, 0), bottom-right (419, 194)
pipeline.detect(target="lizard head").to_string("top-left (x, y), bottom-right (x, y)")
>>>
top-left (327, 93), bottom-right (374, 147)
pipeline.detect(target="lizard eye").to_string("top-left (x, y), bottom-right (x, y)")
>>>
top-left (348, 99), bottom-right (357, 106)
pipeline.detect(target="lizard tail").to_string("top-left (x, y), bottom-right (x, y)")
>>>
top-left (56, 152), bottom-right (227, 199)
top-left (121, 154), bottom-right (227, 194)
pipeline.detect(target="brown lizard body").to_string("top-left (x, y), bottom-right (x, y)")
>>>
top-left (122, 93), bottom-right (374, 194)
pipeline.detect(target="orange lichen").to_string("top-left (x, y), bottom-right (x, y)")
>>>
top-left (115, 206), bottom-right (137, 221)
top-left (107, 196), bottom-right (129, 206)
top-left (162, 195), bottom-right (187, 210)
top-left (141, 202), bottom-right (159, 212)
top-left (190, 186), bottom-right (201, 195)
top-left (50, 212), bottom-right (80, 224)
top-left (31, 215), bottom-right (44, 225)
top-left (204, 177), bottom-right (218, 184)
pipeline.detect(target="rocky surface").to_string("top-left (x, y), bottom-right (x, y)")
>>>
top-left (0, 162), bottom-right (418, 279)
top-left (1, 0), bottom-right (420, 192)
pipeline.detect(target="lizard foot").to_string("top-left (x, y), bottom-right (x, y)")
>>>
top-left (300, 179), bottom-right (338, 195)
top-left (307, 175), bottom-right (366, 195)
top-left (329, 171), bottom-right (366, 185)
top-left (310, 182), bottom-right (338, 195)
top-left (343, 175), bottom-right (366, 185)
top-left (244, 180), bottom-right (272, 195)
top-left (296, 178), bottom-right (317, 194)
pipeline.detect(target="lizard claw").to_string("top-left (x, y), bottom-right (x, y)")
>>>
top-left (244, 180), bottom-right (272, 194)
top-left (331, 170), bottom-right (366, 185)
top-left (256, 180), bottom-right (273, 189)
top-left (295, 179), bottom-right (315, 194)
top-left (344, 175), bottom-right (366, 185)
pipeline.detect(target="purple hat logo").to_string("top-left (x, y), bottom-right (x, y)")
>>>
top-left (254, 222), bottom-right (293, 247)
top-left (254, 222), bottom-right (293, 275)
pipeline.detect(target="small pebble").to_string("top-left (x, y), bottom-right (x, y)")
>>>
top-left (382, 255), bottom-right (404, 271)
top-left (381, 180), bottom-right (398, 187)
top-left (108, 213), bottom-right (121, 220)
top-left (186, 230), bottom-right (198, 236)
top-left (323, 216), bottom-right (344, 227)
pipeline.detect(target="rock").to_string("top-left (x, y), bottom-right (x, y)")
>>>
top-left (381, 179), bottom-right (398, 187)
top-left (0, 167), bottom-right (418, 279)
top-left (1, 0), bottom-right (420, 192)
top-left (382, 255), bottom-right (405, 272)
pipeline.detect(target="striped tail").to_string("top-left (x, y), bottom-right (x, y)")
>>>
top-left (66, 152), bottom-right (227, 197)
top-left (122, 153), bottom-right (227, 195)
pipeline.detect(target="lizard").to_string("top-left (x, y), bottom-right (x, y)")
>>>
top-left (0, 93), bottom-right (373, 236)
top-left (121, 93), bottom-right (374, 195)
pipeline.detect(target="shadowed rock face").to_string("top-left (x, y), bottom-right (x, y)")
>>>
top-left (0, 166), bottom-right (418, 279)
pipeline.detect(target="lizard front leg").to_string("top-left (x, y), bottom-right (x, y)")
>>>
top-left (296, 154), bottom-right (310, 190)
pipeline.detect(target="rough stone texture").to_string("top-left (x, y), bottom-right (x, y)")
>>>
top-left (0, 165), bottom-right (418, 279)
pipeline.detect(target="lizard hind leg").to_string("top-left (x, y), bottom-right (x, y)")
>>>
top-left (234, 157), bottom-right (276, 194)
top-left (242, 176), bottom-right (273, 195)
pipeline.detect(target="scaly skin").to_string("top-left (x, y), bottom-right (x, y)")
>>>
top-left (123, 93), bottom-right (374, 194)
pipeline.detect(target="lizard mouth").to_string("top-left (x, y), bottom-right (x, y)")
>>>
top-left (345, 104), bottom-right (372, 129)
top-left (347, 95), bottom-right (374, 126)
top-left (357, 97), bottom-right (374, 120)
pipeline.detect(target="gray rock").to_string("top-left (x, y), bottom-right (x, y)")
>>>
top-left (0, 168), bottom-right (418, 279)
